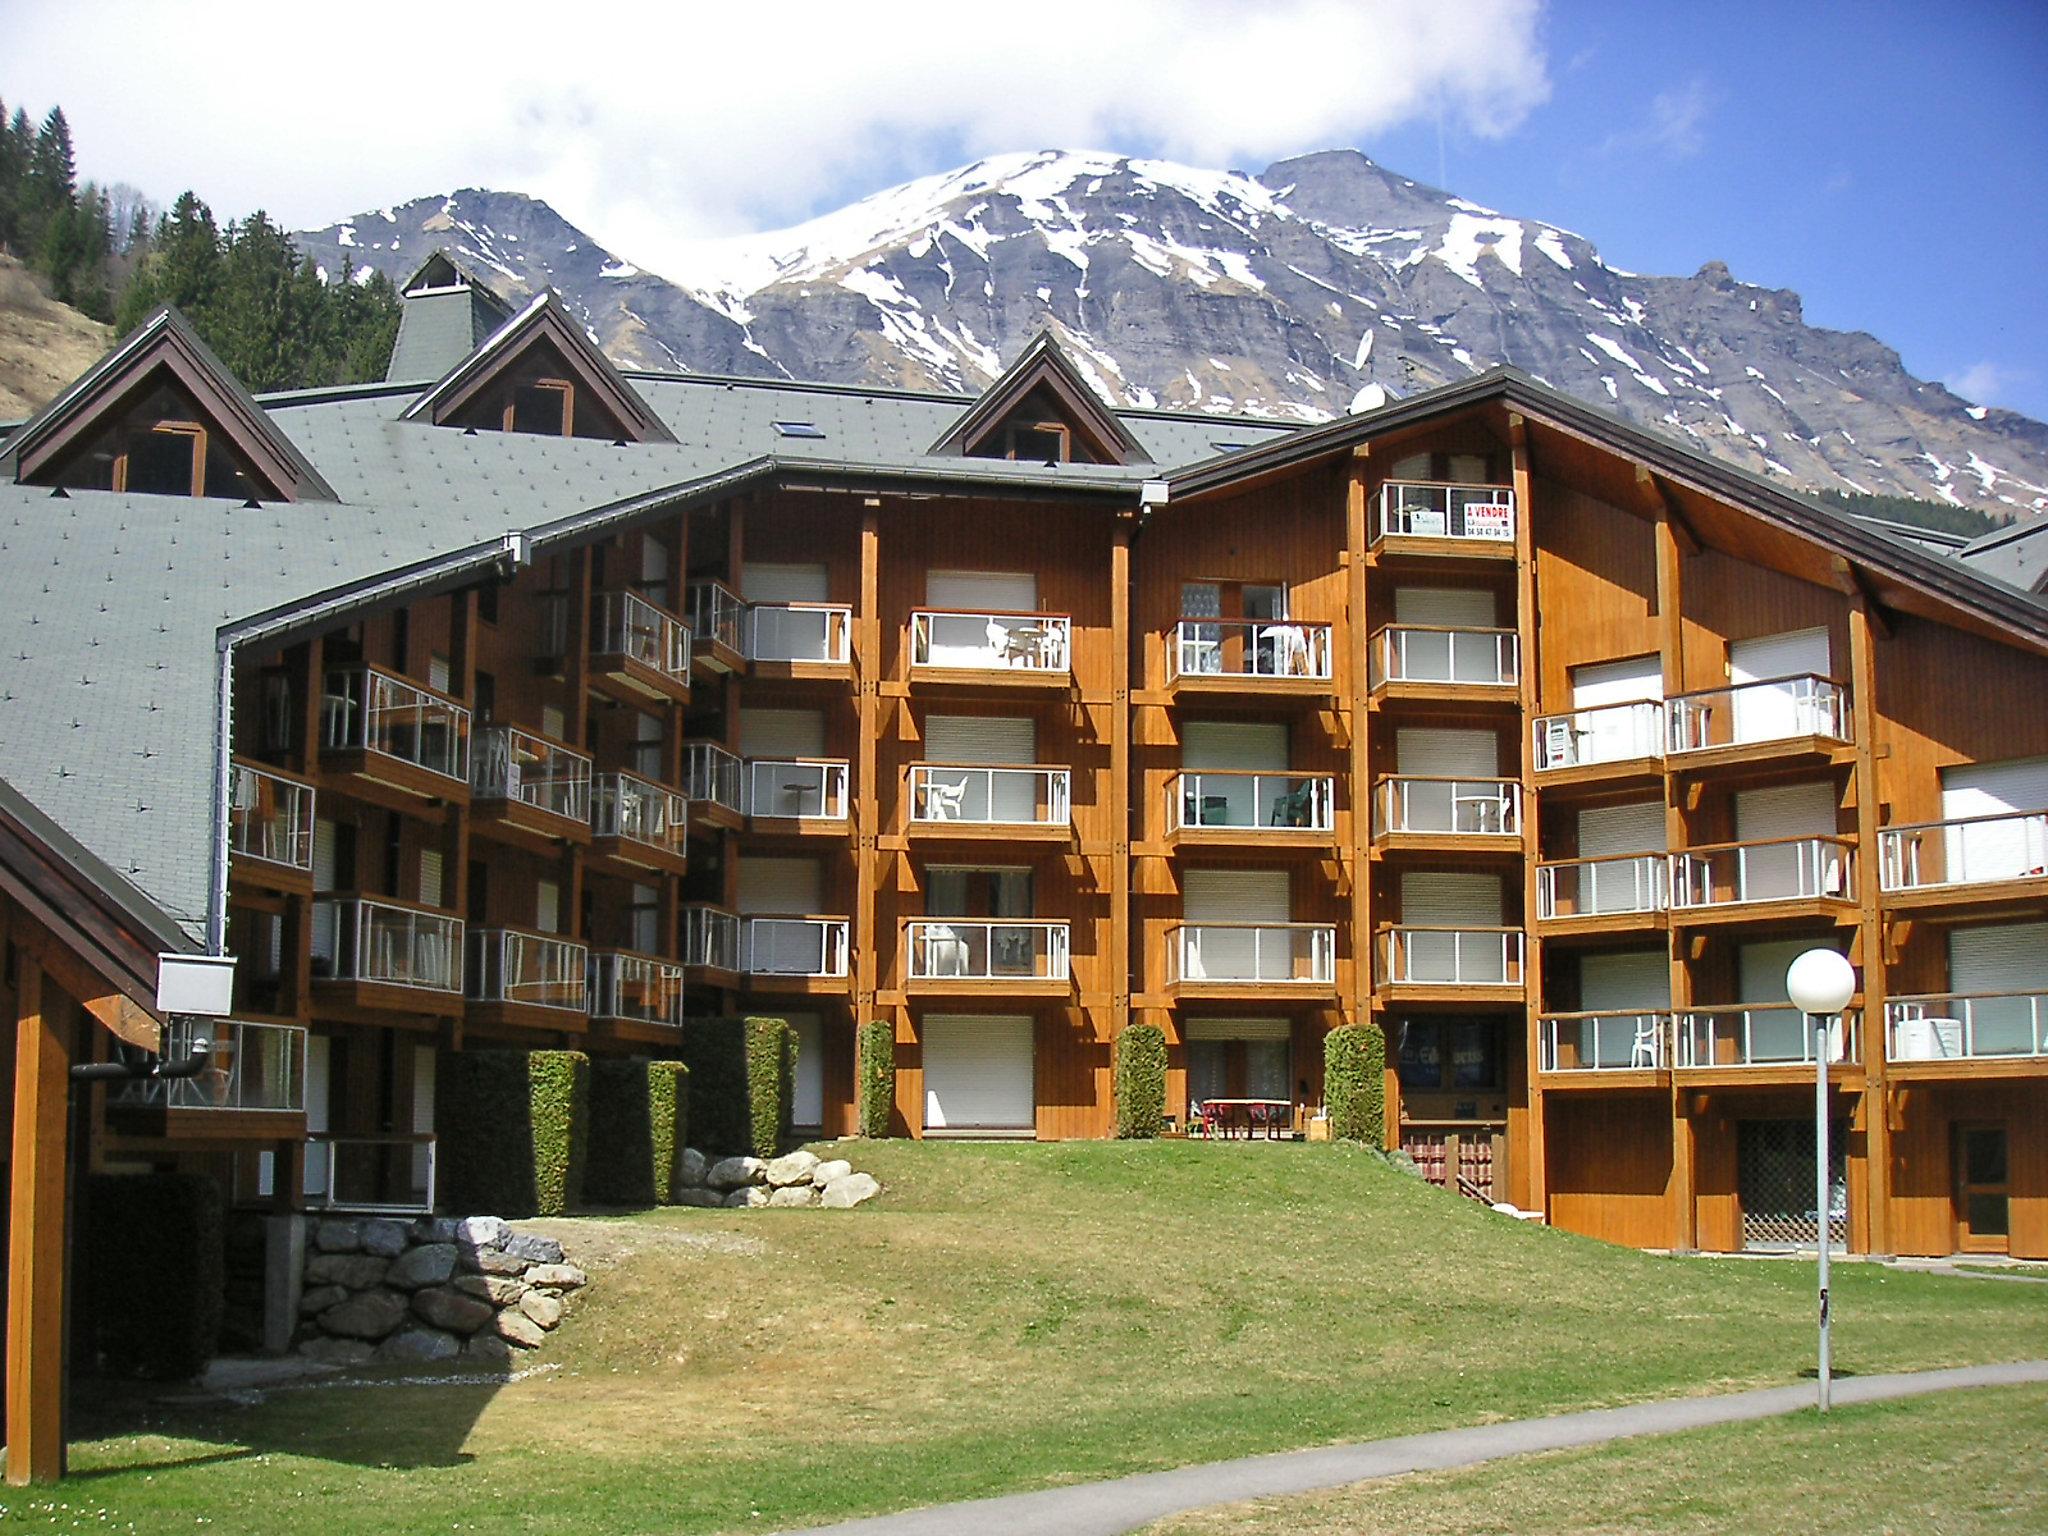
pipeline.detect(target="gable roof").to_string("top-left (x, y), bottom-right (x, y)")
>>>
top-left (928, 329), bottom-right (1150, 464)
top-left (400, 289), bottom-right (677, 444)
top-left (2, 306), bottom-right (338, 501)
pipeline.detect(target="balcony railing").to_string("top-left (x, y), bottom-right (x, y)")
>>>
top-left (305, 1134), bottom-right (436, 1215)
top-left (1679, 1006), bottom-right (1858, 1069)
top-left (1887, 992), bottom-right (2048, 1063)
top-left (230, 762), bottom-right (315, 871)
top-left (1375, 481), bottom-right (1516, 543)
top-left (1169, 618), bottom-right (1333, 682)
top-left (1370, 625), bottom-right (1519, 689)
top-left (686, 579), bottom-right (745, 655)
top-left (906, 920), bottom-right (1070, 982)
top-left (117, 1018), bottom-right (307, 1112)
top-left (1880, 811), bottom-right (2048, 891)
top-left (1166, 923), bottom-right (1336, 985)
top-left (1532, 700), bottom-right (1666, 772)
top-left (465, 927), bottom-right (588, 1013)
top-left (1670, 836), bottom-right (1855, 909)
top-left (1375, 776), bottom-right (1521, 838)
top-left (1537, 855), bottom-right (1670, 919)
top-left (1168, 772), bottom-right (1333, 834)
top-left (471, 725), bottom-right (592, 823)
top-left (1378, 926), bottom-right (1526, 986)
top-left (743, 917), bottom-right (851, 978)
top-left (749, 602), bottom-right (853, 666)
top-left (594, 590), bottom-right (692, 680)
top-left (1667, 674), bottom-right (1850, 754)
top-left (747, 758), bottom-right (850, 821)
top-left (911, 610), bottom-right (1071, 674)
top-left (313, 895), bottom-right (462, 993)
top-left (589, 949), bottom-right (686, 1027)
top-left (683, 740), bottom-right (746, 816)
top-left (682, 904), bottom-right (741, 972)
top-left (592, 771), bottom-right (689, 855)
top-left (1540, 1011), bottom-right (1669, 1072)
top-left (911, 764), bottom-right (1071, 826)
top-left (321, 665), bottom-right (471, 783)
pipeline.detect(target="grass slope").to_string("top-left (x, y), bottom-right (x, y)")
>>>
top-left (1142, 1382), bottom-right (2048, 1534)
top-left (0, 253), bottom-right (110, 420)
top-left (36, 1142), bottom-right (2048, 1535)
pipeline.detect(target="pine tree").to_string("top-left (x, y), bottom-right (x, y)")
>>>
top-left (117, 190), bottom-right (222, 331)
top-left (0, 96), bottom-right (19, 253)
top-left (21, 105), bottom-right (76, 254)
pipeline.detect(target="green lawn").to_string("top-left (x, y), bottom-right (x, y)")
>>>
top-left (1141, 1382), bottom-right (2048, 1534)
top-left (14, 1141), bottom-right (2046, 1535)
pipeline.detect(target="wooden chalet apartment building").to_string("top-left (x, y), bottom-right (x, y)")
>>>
top-left (4, 248), bottom-right (2048, 1393)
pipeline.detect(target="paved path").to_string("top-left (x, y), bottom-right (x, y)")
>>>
top-left (780, 1359), bottom-right (2048, 1536)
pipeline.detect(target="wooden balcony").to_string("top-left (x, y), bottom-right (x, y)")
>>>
top-left (903, 920), bottom-right (1070, 998)
top-left (746, 758), bottom-right (852, 836)
top-left (1371, 481), bottom-right (1518, 560)
top-left (1530, 702), bottom-right (1666, 792)
top-left (1665, 675), bottom-right (1853, 775)
top-left (682, 904), bottom-right (741, 987)
top-left (1368, 624), bottom-right (1520, 706)
top-left (907, 764), bottom-right (1072, 845)
top-left (1886, 992), bottom-right (2048, 1081)
top-left (1165, 772), bottom-right (1334, 852)
top-left (108, 1018), bottom-right (309, 1142)
top-left (682, 741), bottom-right (746, 833)
top-left (589, 772), bottom-right (690, 879)
top-left (1164, 922), bottom-right (1337, 1000)
top-left (747, 601), bottom-right (855, 683)
top-left (469, 725), bottom-right (593, 854)
top-left (318, 664), bottom-right (471, 809)
top-left (464, 926), bottom-right (590, 1036)
top-left (1165, 618), bottom-right (1333, 701)
top-left (1668, 836), bottom-right (1858, 930)
top-left (1371, 776), bottom-right (1523, 855)
top-left (228, 760), bottom-right (315, 895)
top-left (589, 590), bottom-right (693, 706)
top-left (686, 579), bottom-right (747, 675)
top-left (742, 917), bottom-right (852, 995)
top-left (909, 610), bottom-right (1071, 691)
top-left (589, 948), bottom-right (686, 1042)
top-left (1535, 854), bottom-right (1669, 938)
top-left (1675, 1005), bottom-right (1863, 1088)
top-left (1537, 1011), bottom-right (1670, 1090)
top-left (310, 893), bottom-right (465, 1021)
top-left (1375, 926), bottom-right (1526, 1005)
top-left (1879, 812), bottom-right (2048, 916)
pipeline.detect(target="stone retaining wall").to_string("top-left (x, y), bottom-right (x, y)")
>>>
top-left (294, 1214), bottom-right (586, 1367)
top-left (669, 1148), bottom-right (881, 1208)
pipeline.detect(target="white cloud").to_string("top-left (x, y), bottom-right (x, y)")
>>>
top-left (1599, 77), bottom-right (1716, 160)
top-left (1, 0), bottom-right (1550, 282)
top-left (1945, 360), bottom-right (2034, 409)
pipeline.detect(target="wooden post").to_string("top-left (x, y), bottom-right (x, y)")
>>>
top-left (1346, 450), bottom-right (1373, 1032)
top-left (1510, 420), bottom-right (1546, 1215)
top-left (1655, 504), bottom-right (1697, 1250)
top-left (7, 956), bottom-right (68, 1485)
top-left (1109, 518), bottom-right (1132, 1039)
top-left (854, 507), bottom-right (882, 1028)
top-left (1848, 599), bottom-right (1891, 1254)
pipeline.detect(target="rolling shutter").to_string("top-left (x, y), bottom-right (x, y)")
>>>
top-left (925, 714), bottom-right (1035, 764)
top-left (1183, 1018), bottom-right (1291, 1041)
top-left (1396, 726), bottom-right (1499, 777)
top-left (1731, 627), bottom-right (1830, 686)
top-left (1948, 922), bottom-right (2046, 995)
top-left (786, 1013), bottom-right (825, 1128)
top-left (1580, 950), bottom-right (1671, 1011)
top-left (922, 1014), bottom-right (1035, 1131)
top-left (1182, 721), bottom-right (1288, 771)
top-left (1578, 800), bottom-right (1668, 856)
top-left (301, 1035), bottom-right (332, 1198)
top-left (743, 562), bottom-right (829, 603)
top-left (927, 570), bottom-right (1036, 611)
top-left (1572, 654), bottom-right (1663, 708)
top-left (1730, 628), bottom-right (1832, 743)
top-left (1734, 781), bottom-right (1840, 902)
top-left (1394, 587), bottom-right (1497, 626)
top-left (737, 856), bottom-right (822, 914)
top-left (1400, 870), bottom-right (1504, 924)
top-left (1183, 868), bottom-right (1290, 921)
top-left (418, 848), bottom-right (444, 908)
top-left (741, 707), bottom-right (826, 758)
top-left (1941, 758), bottom-right (2048, 882)
top-left (1737, 937), bottom-right (1838, 1002)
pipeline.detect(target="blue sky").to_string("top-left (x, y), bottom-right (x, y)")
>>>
top-left (7, 0), bottom-right (2045, 418)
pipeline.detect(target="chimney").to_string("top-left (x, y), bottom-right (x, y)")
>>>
top-left (386, 251), bottom-right (516, 383)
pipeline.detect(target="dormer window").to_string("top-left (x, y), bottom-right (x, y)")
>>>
top-left (47, 383), bottom-right (270, 498)
top-left (929, 331), bottom-right (1150, 468)
top-left (446, 351), bottom-right (623, 441)
top-left (1004, 420), bottom-right (1071, 464)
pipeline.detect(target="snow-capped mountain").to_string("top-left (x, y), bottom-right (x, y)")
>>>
top-left (295, 149), bottom-right (2048, 514)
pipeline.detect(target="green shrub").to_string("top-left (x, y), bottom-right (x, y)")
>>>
top-left (683, 1018), bottom-right (794, 1156)
top-left (1114, 1024), bottom-right (1167, 1138)
top-left (438, 1049), bottom-right (590, 1216)
top-left (585, 1057), bottom-right (689, 1206)
top-left (745, 1016), bottom-right (797, 1158)
top-left (1324, 1022), bottom-right (1386, 1144)
top-left (84, 1173), bottom-right (224, 1379)
top-left (856, 1019), bottom-right (896, 1137)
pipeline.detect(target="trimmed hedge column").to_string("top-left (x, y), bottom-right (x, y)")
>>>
top-left (683, 1018), bottom-right (795, 1156)
top-left (1324, 1022), bottom-right (1387, 1144)
top-left (439, 1049), bottom-right (591, 1217)
top-left (1113, 1024), bottom-right (1167, 1138)
top-left (745, 1016), bottom-right (797, 1158)
top-left (856, 1019), bottom-right (896, 1138)
top-left (83, 1173), bottom-right (225, 1379)
top-left (585, 1057), bottom-right (691, 1206)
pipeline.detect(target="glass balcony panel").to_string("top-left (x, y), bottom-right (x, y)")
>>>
top-left (682, 906), bottom-right (741, 971)
top-left (686, 580), bottom-right (745, 654)
top-left (313, 897), bottom-right (463, 992)
top-left (1540, 1012), bottom-right (1667, 1072)
top-left (117, 1019), bottom-right (308, 1112)
top-left (906, 920), bottom-right (1069, 981)
top-left (1375, 481), bottom-right (1516, 542)
top-left (1888, 993), bottom-right (2048, 1061)
top-left (594, 590), bottom-right (691, 679)
top-left (1168, 923), bottom-right (1335, 985)
top-left (911, 611), bottom-right (1071, 673)
top-left (589, 950), bottom-right (685, 1026)
top-left (911, 765), bottom-right (1071, 826)
top-left (592, 772), bottom-right (689, 852)
top-left (1537, 855), bottom-right (1669, 918)
top-left (1170, 773), bottom-right (1332, 833)
top-left (747, 759), bottom-right (849, 820)
top-left (1880, 812), bottom-right (2048, 890)
top-left (1667, 675), bottom-right (1849, 753)
top-left (1379, 927), bottom-right (1524, 986)
top-left (230, 763), bottom-right (315, 870)
top-left (1373, 626), bottom-right (1519, 687)
top-left (1169, 618), bottom-right (1332, 681)
top-left (471, 725), bottom-right (592, 822)
top-left (305, 1135), bottom-right (436, 1214)
top-left (465, 928), bottom-right (589, 1012)
top-left (748, 603), bottom-right (852, 665)
top-left (321, 667), bottom-right (471, 782)
top-left (1680, 1007), bottom-right (1856, 1067)
top-left (1671, 838), bottom-right (1854, 907)
top-left (1376, 777), bottom-right (1520, 837)
top-left (1532, 701), bottom-right (1666, 771)
top-left (682, 741), bottom-right (746, 814)
top-left (742, 918), bottom-right (850, 977)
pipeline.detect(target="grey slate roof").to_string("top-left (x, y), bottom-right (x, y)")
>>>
top-left (1957, 509), bottom-right (2048, 593)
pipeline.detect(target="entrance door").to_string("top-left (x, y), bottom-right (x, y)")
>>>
top-left (1954, 1123), bottom-right (2010, 1254)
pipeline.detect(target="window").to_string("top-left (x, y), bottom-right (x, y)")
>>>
top-left (1003, 421), bottom-right (1070, 463)
top-left (509, 379), bottom-right (573, 436)
top-left (1396, 1019), bottom-right (1501, 1091)
top-left (772, 420), bottom-right (827, 440)
top-left (46, 382), bottom-right (267, 499)
top-left (926, 867), bottom-right (1033, 917)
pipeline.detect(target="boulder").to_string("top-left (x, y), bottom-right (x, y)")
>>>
top-left (375, 1327), bottom-right (462, 1364)
top-left (707, 1155), bottom-right (767, 1189)
top-left (723, 1187), bottom-right (770, 1209)
top-left (298, 1284), bottom-right (349, 1317)
top-left (765, 1150), bottom-right (821, 1188)
top-left (465, 1245), bottom-right (528, 1276)
top-left (410, 1216), bottom-right (460, 1246)
top-left (412, 1286), bottom-right (496, 1335)
top-left (495, 1309), bottom-right (548, 1349)
top-left (820, 1172), bottom-right (881, 1210)
top-left (672, 1188), bottom-right (727, 1209)
top-left (767, 1185), bottom-right (819, 1208)
top-left (386, 1243), bottom-right (459, 1291)
top-left (297, 1336), bottom-right (375, 1368)
top-left (305, 1253), bottom-right (390, 1289)
top-left (809, 1159), bottom-right (853, 1187)
top-left (502, 1232), bottom-right (565, 1265)
top-left (453, 1273), bottom-right (529, 1306)
top-left (319, 1288), bottom-right (410, 1341)
top-left (312, 1219), bottom-right (362, 1254)
top-left (523, 1262), bottom-right (588, 1290)
top-left (464, 1333), bottom-right (515, 1366)
top-left (359, 1219), bottom-right (410, 1258)
top-left (675, 1147), bottom-right (711, 1188)
top-left (456, 1215), bottom-right (509, 1250)
top-left (518, 1291), bottom-right (565, 1330)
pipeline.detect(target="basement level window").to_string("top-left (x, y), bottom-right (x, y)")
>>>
top-left (773, 421), bottom-right (827, 439)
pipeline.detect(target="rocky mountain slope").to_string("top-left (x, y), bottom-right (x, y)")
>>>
top-left (296, 149), bottom-right (2048, 513)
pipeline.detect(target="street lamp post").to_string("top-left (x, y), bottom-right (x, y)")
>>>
top-left (1786, 947), bottom-right (1855, 1413)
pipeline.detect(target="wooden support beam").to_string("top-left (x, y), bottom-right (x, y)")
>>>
top-left (7, 956), bottom-right (68, 1485)
top-left (1638, 466), bottom-right (1701, 554)
top-left (1847, 599), bottom-right (1892, 1255)
top-left (1830, 556), bottom-right (1894, 640)
top-left (1656, 508), bottom-right (1697, 1252)
top-left (1108, 519), bottom-right (1131, 1036)
top-left (853, 508), bottom-right (882, 1027)
top-left (1345, 457), bottom-right (1373, 1035)
top-left (1511, 435), bottom-right (1546, 1215)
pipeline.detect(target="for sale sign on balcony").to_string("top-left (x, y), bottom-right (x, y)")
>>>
top-left (1466, 499), bottom-right (1514, 539)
